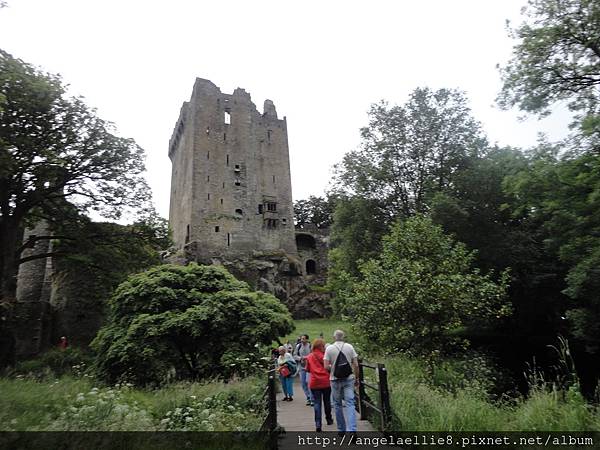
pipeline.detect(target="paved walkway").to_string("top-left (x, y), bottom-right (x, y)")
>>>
top-left (276, 376), bottom-right (375, 432)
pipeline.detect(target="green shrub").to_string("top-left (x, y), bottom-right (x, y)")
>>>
top-left (92, 263), bottom-right (293, 385)
top-left (353, 216), bottom-right (511, 357)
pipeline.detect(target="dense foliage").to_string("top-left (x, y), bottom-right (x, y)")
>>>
top-left (334, 87), bottom-right (487, 218)
top-left (0, 49), bottom-right (150, 303)
top-left (350, 216), bottom-right (510, 357)
top-left (293, 195), bottom-right (335, 229)
top-left (498, 0), bottom-right (600, 135)
top-left (92, 263), bottom-right (293, 385)
top-left (52, 217), bottom-right (169, 345)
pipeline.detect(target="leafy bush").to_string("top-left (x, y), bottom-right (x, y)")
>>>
top-left (353, 215), bottom-right (511, 357)
top-left (92, 263), bottom-right (293, 385)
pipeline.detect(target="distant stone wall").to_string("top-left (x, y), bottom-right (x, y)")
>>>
top-left (13, 221), bottom-right (55, 357)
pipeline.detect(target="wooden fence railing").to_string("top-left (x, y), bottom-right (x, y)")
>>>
top-left (356, 358), bottom-right (393, 431)
top-left (260, 368), bottom-right (278, 433)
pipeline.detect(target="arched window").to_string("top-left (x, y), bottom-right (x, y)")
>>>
top-left (306, 259), bottom-right (317, 275)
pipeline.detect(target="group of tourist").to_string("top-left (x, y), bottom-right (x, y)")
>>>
top-left (275, 329), bottom-right (358, 433)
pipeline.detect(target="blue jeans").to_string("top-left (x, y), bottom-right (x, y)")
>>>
top-left (331, 378), bottom-right (356, 432)
top-left (279, 374), bottom-right (294, 398)
top-left (300, 368), bottom-right (313, 401)
top-left (311, 387), bottom-right (332, 429)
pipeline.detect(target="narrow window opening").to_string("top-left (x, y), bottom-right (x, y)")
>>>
top-left (223, 133), bottom-right (227, 141)
top-left (227, 233), bottom-right (231, 246)
top-left (282, 218), bottom-right (287, 225)
top-left (185, 224), bottom-right (190, 244)
top-left (234, 164), bottom-right (240, 171)
top-left (267, 130), bottom-right (272, 142)
top-left (207, 175), bottom-right (210, 182)
top-left (258, 204), bottom-right (264, 214)
top-left (207, 151), bottom-right (210, 159)
top-left (267, 202), bottom-right (277, 212)
top-left (306, 260), bottom-right (317, 275)
top-left (226, 155), bottom-right (229, 166)
top-left (220, 198), bottom-right (223, 205)
top-left (235, 209), bottom-right (243, 215)
top-left (223, 181), bottom-right (225, 188)
top-left (207, 193), bottom-right (210, 200)
top-left (215, 226), bottom-right (220, 232)
top-left (273, 175), bottom-right (275, 183)
top-left (206, 126), bottom-right (210, 136)
top-left (235, 180), bottom-right (241, 186)
top-left (224, 111), bottom-right (231, 124)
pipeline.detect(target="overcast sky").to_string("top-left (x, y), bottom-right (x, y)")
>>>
top-left (0, 0), bottom-right (571, 220)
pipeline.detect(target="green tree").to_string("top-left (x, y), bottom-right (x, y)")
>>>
top-left (92, 263), bottom-right (293, 385)
top-left (353, 216), bottom-right (511, 357)
top-left (293, 195), bottom-right (335, 229)
top-left (431, 146), bottom-right (568, 341)
top-left (334, 88), bottom-right (488, 217)
top-left (0, 49), bottom-right (149, 303)
top-left (498, 0), bottom-right (600, 141)
top-left (505, 143), bottom-right (600, 352)
top-left (327, 196), bottom-right (389, 316)
top-left (52, 215), bottom-right (170, 346)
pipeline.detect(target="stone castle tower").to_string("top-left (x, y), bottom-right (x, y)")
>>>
top-left (168, 78), bottom-right (298, 261)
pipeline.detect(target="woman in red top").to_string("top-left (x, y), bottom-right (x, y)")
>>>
top-left (304, 338), bottom-right (334, 431)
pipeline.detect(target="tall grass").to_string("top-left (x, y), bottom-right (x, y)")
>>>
top-left (383, 354), bottom-right (600, 431)
top-left (0, 375), bottom-right (265, 431)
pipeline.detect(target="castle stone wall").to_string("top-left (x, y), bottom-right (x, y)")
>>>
top-left (169, 79), bottom-right (297, 261)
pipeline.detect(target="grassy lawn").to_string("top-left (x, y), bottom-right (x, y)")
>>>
top-left (282, 318), bottom-right (352, 344)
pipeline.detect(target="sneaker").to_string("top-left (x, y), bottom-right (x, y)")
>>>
top-left (326, 418), bottom-right (334, 425)
top-left (316, 427), bottom-right (322, 432)
top-left (306, 400), bottom-right (312, 406)
top-left (289, 397), bottom-right (293, 401)
top-left (282, 397), bottom-right (289, 401)
top-left (310, 400), bottom-right (314, 406)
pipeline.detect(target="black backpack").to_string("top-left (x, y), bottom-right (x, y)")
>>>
top-left (333, 343), bottom-right (353, 378)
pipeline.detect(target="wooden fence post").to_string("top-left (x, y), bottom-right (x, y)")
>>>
top-left (268, 370), bottom-right (277, 431)
top-left (357, 358), bottom-right (368, 420)
top-left (377, 363), bottom-right (392, 431)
